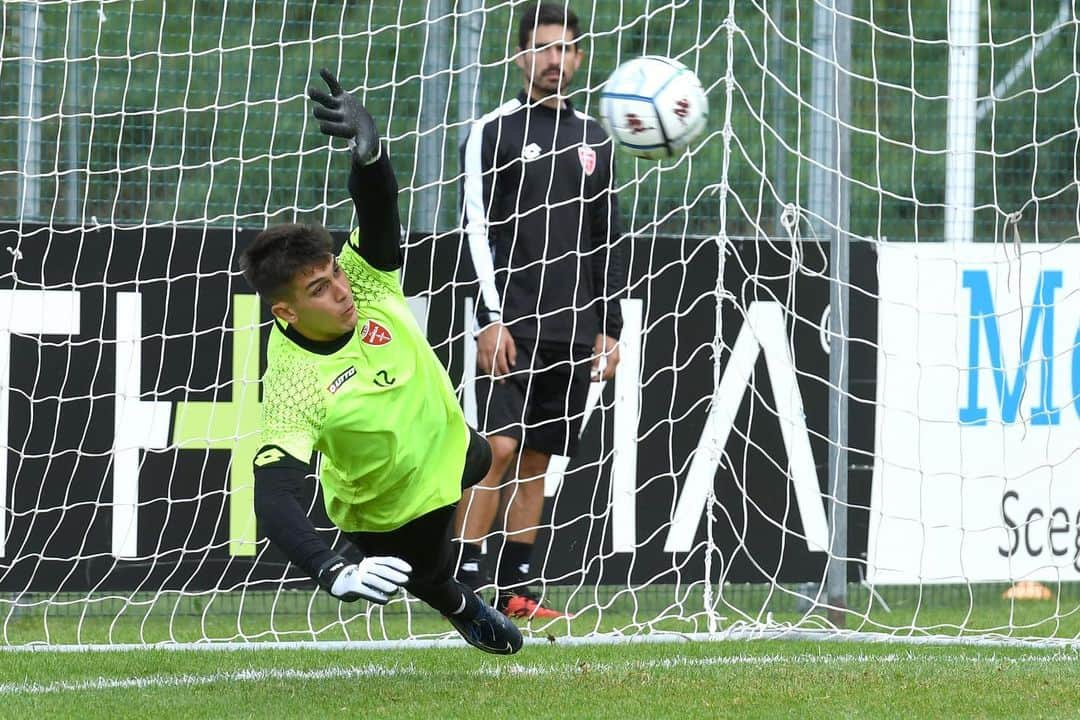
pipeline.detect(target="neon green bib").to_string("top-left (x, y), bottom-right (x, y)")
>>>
top-left (259, 236), bottom-right (468, 532)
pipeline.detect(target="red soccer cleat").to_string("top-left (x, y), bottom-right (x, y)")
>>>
top-left (498, 591), bottom-right (567, 619)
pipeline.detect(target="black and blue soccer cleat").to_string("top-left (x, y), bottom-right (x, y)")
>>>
top-left (448, 601), bottom-right (523, 655)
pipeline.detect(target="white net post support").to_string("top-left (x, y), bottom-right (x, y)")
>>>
top-left (823, 0), bottom-right (852, 629)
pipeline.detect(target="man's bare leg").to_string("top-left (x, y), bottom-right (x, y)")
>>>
top-left (496, 448), bottom-right (564, 618)
top-left (453, 434), bottom-right (518, 590)
top-left (503, 448), bottom-right (550, 544)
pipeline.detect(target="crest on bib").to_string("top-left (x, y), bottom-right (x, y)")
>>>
top-left (578, 145), bottom-right (596, 175)
top-left (360, 319), bottom-right (393, 346)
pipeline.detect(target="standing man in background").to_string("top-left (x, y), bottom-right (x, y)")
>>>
top-left (455, 2), bottom-right (627, 619)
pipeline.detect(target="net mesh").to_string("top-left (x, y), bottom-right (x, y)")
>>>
top-left (1, 0), bottom-right (1079, 647)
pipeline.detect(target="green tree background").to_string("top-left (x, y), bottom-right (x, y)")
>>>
top-left (1, 0), bottom-right (1076, 244)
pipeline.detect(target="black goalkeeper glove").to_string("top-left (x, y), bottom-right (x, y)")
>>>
top-left (308, 68), bottom-right (382, 167)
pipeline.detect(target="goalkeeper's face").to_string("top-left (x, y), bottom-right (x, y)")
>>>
top-left (518, 24), bottom-right (582, 98)
top-left (272, 257), bottom-right (358, 341)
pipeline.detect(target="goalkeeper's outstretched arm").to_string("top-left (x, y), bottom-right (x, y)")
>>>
top-left (347, 154), bottom-right (402, 271)
top-left (308, 69), bottom-right (403, 272)
top-left (253, 452), bottom-right (411, 604)
top-left (253, 452), bottom-right (337, 578)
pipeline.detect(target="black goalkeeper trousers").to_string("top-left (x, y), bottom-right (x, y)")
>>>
top-left (345, 427), bottom-right (491, 614)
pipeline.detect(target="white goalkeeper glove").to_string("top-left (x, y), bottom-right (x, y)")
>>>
top-left (316, 555), bottom-right (412, 604)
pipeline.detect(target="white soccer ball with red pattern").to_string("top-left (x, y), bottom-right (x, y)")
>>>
top-left (599, 55), bottom-right (708, 160)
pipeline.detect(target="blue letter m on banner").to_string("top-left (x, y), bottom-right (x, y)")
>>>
top-left (959, 269), bottom-right (1062, 426)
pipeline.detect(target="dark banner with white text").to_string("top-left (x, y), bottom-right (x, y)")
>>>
top-left (0, 224), bottom-right (876, 592)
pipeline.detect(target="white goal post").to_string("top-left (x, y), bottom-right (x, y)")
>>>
top-left (1, 0), bottom-right (1080, 650)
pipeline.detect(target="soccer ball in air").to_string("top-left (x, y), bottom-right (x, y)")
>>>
top-left (599, 55), bottom-right (708, 160)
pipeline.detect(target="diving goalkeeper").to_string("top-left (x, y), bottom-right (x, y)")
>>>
top-left (241, 70), bottom-right (522, 655)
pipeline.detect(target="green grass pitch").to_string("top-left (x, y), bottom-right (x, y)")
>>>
top-left (3, 640), bottom-right (1080, 719)
top-left (3, 584), bottom-right (1080, 718)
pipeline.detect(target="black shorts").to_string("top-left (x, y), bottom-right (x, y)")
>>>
top-left (475, 339), bottom-right (593, 457)
top-left (345, 428), bottom-right (490, 586)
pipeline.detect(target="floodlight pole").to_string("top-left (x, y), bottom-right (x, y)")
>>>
top-left (808, 0), bottom-right (851, 627)
top-left (457, 0), bottom-right (482, 139)
top-left (66, 3), bottom-right (82, 223)
top-left (945, 0), bottom-right (979, 244)
top-left (18, 1), bottom-right (42, 222)
top-left (416, 0), bottom-right (452, 235)
top-left (767, 0), bottom-right (787, 237)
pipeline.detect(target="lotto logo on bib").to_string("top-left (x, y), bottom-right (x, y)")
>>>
top-left (360, 319), bottom-right (393, 346)
top-left (327, 366), bottom-right (357, 394)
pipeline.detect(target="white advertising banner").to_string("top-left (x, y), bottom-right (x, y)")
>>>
top-left (869, 243), bottom-right (1080, 584)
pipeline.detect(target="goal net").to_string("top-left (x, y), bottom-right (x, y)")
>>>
top-left (1, 0), bottom-right (1079, 648)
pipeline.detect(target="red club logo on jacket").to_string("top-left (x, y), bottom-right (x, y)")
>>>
top-left (578, 145), bottom-right (596, 176)
top-left (360, 319), bottom-right (393, 346)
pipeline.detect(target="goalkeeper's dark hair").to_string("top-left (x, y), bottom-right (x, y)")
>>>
top-left (239, 223), bottom-right (334, 302)
top-left (517, 2), bottom-right (581, 50)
